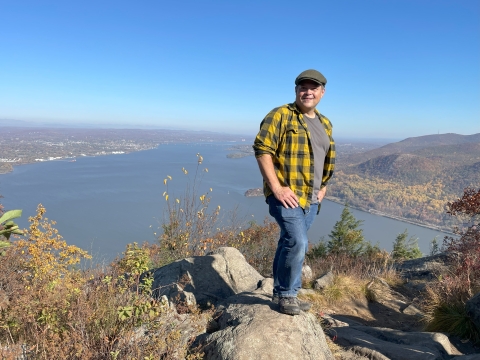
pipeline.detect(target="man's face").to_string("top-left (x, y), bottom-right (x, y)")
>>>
top-left (295, 80), bottom-right (325, 113)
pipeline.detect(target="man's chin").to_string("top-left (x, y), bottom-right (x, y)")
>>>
top-left (301, 101), bottom-right (315, 107)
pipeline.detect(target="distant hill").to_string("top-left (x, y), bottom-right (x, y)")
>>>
top-left (346, 133), bottom-right (480, 165)
top-left (328, 133), bottom-right (480, 231)
top-left (353, 153), bottom-right (443, 185)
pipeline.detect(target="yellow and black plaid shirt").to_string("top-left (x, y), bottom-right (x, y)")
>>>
top-left (253, 102), bottom-right (335, 210)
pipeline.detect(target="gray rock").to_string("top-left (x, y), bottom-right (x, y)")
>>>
top-left (321, 314), bottom-right (350, 328)
top-left (466, 292), bottom-right (480, 332)
top-left (451, 355), bottom-right (480, 360)
top-left (314, 271), bottom-right (334, 290)
top-left (365, 277), bottom-right (410, 314)
top-left (149, 247), bottom-right (264, 306)
top-left (329, 315), bottom-right (365, 327)
top-left (395, 252), bottom-right (451, 280)
top-left (403, 279), bottom-right (427, 292)
top-left (169, 287), bottom-right (197, 307)
top-left (333, 325), bottom-right (462, 360)
top-left (402, 304), bottom-right (424, 317)
top-left (256, 277), bottom-right (273, 295)
top-left (201, 291), bottom-right (334, 360)
top-left (302, 264), bottom-right (313, 282)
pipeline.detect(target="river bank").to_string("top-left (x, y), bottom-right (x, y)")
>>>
top-left (245, 187), bottom-right (453, 234)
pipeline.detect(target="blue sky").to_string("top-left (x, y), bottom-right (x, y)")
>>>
top-left (1, 0), bottom-right (478, 138)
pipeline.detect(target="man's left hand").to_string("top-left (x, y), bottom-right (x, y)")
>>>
top-left (317, 186), bottom-right (327, 202)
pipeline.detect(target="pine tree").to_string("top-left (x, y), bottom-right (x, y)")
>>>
top-left (392, 229), bottom-right (423, 260)
top-left (430, 236), bottom-right (439, 256)
top-left (328, 203), bottom-right (366, 256)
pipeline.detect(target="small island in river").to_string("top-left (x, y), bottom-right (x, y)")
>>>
top-left (244, 188), bottom-right (263, 197)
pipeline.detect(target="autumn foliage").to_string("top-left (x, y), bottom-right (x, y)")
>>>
top-left (423, 187), bottom-right (480, 344)
top-left (0, 205), bottom-right (208, 359)
top-left (443, 187), bottom-right (480, 298)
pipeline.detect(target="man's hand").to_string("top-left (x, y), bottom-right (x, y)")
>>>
top-left (272, 186), bottom-right (299, 208)
top-left (317, 186), bottom-right (327, 203)
top-left (256, 155), bottom-right (299, 208)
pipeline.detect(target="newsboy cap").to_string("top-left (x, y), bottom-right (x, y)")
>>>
top-left (295, 69), bottom-right (327, 86)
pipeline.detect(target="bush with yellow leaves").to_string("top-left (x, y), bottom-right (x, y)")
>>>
top-left (0, 205), bottom-right (205, 359)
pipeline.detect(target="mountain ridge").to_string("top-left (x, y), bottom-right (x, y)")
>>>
top-left (329, 133), bottom-right (480, 230)
top-left (346, 133), bottom-right (480, 165)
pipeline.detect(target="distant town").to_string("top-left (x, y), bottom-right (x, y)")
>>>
top-left (0, 127), bottom-right (245, 174)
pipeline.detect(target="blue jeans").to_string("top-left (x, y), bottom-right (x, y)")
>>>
top-left (268, 195), bottom-right (318, 297)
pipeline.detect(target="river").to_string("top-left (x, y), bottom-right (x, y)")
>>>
top-left (0, 142), bottom-right (449, 262)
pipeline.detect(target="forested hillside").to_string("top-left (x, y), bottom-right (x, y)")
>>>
top-left (328, 133), bottom-right (480, 230)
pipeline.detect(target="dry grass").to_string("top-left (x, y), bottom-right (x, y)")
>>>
top-left (306, 249), bottom-right (402, 304)
top-left (306, 249), bottom-right (399, 282)
top-left (422, 284), bottom-right (480, 344)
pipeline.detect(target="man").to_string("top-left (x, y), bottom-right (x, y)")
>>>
top-left (253, 69), bottom-right (335, 315)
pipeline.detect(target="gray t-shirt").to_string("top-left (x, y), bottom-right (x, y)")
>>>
top-left (303, 113), bottom-right (330, 204)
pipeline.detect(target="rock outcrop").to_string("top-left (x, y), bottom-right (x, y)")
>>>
top-left (326, 316), bottom-right (464, 360)
top-left (200, 283), bottom-right (334, 360)
top-left (142, 248), bottom-right (478, 359)
top-left (149, 247), bottom-right (263, 306)
top-left (395, 252), bottom-right (451, 280)
top-left (146, 248), bottom-right (335, 359)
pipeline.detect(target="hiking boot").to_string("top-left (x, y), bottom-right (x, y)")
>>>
top-left (272, 295), bottom-right (312, 312)
top-left (278, 297), bottom-right (301, 315)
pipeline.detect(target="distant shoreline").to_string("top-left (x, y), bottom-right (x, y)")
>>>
top-left (0, 127), bottom-right (246, 176)
top-left (0, 147), bottom-right (157, 176)
top-left (244, 187), bottom-right (452, 234)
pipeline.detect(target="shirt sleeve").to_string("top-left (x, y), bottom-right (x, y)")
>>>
top-left (321, 115), bottom-right (335, 186)
top-left (253, 108), bottom-right (283, 158)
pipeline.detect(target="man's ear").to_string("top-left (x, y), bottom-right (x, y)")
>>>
top-left (320, 87), bottom-right (326, 98)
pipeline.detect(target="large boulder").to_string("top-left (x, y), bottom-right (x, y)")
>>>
top-left (200, 289), bottom-right (334, 360)
top-left (314, 271), bottom-right (334, 290)
top-left (466, 292), bottom-right (480, 332)
top-left (149, 247), bottom-right (264, 306)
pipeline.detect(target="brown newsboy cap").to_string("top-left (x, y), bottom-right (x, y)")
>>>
top-left (295, 69), bottom-right (327, 86)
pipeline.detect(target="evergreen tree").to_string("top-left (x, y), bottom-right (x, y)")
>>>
top-left (392, 229), bottom-right (423, 260)
top-left (328, 203), bottom-right (366, 256)
top-left (307, 237), bottom-right (328, 260)
top-left (430, 236), bottom-right (440, 256)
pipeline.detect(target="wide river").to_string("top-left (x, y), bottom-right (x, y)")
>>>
top-left (0, 142), bottom-right (448, 262)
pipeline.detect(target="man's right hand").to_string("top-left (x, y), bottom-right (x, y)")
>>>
top-left (272, 186), bottom-right (299, 208)
top-left (256, 155), bottom-right (299, 208)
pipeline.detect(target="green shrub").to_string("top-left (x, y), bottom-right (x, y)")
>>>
top-left (0, 209), bottom-right (23, 248)
top-left (307, 238), bottom-right (328, 260)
